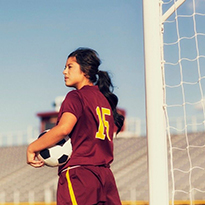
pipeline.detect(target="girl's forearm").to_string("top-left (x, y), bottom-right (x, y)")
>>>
top-left (27, 126), bottom-right (67, 153)
top-left (27, 112), bottom-right (77, 153)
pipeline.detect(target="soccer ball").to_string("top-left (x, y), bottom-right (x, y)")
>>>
top-left (37, 130), bottom-right (72, 167)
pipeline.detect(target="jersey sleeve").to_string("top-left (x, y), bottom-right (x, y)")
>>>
top-left (60, 90), bottom-right (83, 120)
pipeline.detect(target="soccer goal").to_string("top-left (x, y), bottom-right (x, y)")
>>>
top-left (143, 0), bottom-right (205, 205)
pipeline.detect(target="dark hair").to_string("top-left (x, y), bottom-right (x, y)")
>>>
top-left (68, 47), bottom-right (124, 134)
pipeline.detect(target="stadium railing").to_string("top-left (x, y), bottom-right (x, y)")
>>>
top-left (1, 115), bottom-right (204, 147)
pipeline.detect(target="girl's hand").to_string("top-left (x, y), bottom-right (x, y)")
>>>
top-left (27, 145), bottom-right (44, 168)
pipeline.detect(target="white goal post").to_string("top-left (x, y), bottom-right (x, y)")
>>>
top-left (143, 1), bottom-right (169, 204)
top-left (143, 0), bottom-right (186, 205)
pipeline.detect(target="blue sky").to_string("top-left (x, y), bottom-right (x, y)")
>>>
top-left (0, 1), bottom-right (144, 133)
top-left (163, 0), bottom-right (205, 118)
top-left (0, 0), bottom-right (204, 134)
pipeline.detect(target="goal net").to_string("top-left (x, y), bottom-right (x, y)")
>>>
top-left (143, 0), bottom-right (205, 204)
top-left (162, 0), bottom-right (205, 204)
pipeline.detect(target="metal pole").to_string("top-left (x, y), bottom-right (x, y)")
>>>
top-left (143, 0), bottom-right (169, 205)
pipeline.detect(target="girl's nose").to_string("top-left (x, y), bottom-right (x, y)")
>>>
top-left (63, 67), bottom-right (67, 75)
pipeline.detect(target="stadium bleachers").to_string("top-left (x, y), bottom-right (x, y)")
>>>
top-left (1, 132), bottom-right (205, 202)
top-left (0, 145), bottom-right (57, 202)
top-left (112, 137), bottom-right (148, 201)
top-left (167, 132), bottom-right (205, 201)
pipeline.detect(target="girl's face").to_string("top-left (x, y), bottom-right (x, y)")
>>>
top-left (63, 57), bottom-right (90, 89)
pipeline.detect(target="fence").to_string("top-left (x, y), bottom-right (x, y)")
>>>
top-left (0, 115), bottom-right (204, 147)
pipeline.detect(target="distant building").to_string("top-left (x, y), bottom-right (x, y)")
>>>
top-left (37, 111), bottom-right (58, 132)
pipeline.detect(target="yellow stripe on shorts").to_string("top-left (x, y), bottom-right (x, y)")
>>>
top-left (66, 169), bottom-right (78, 205)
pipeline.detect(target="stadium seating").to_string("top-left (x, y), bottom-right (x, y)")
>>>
top-left (1, 133), bottom-right (205, 202)
top-left (0, 146), bottom-right (57, 202)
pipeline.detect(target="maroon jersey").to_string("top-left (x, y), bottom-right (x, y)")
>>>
top-left (57, 85), bottom-right (115, 172)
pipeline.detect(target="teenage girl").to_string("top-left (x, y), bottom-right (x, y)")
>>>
top-left (27, 48), bottom-right (124, 205)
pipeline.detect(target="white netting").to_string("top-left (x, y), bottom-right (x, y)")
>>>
top-left (162, 0), bottom-right (205, 204)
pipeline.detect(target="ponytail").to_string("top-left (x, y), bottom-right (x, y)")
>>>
top-left (96, 71), bottom-right (124, 134)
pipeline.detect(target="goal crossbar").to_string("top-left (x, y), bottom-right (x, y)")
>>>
top-left (162, 0), bottom-right (186, 22)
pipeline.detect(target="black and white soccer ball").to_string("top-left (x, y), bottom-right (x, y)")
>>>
top-left (37, 130), bottom-right (72, 167)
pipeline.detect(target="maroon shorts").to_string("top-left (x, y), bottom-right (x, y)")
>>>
top-left (57, 165), bottom-right (122, 205)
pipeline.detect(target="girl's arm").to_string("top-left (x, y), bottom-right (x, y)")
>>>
top-left (27, 112), bottom-right (77, 168)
